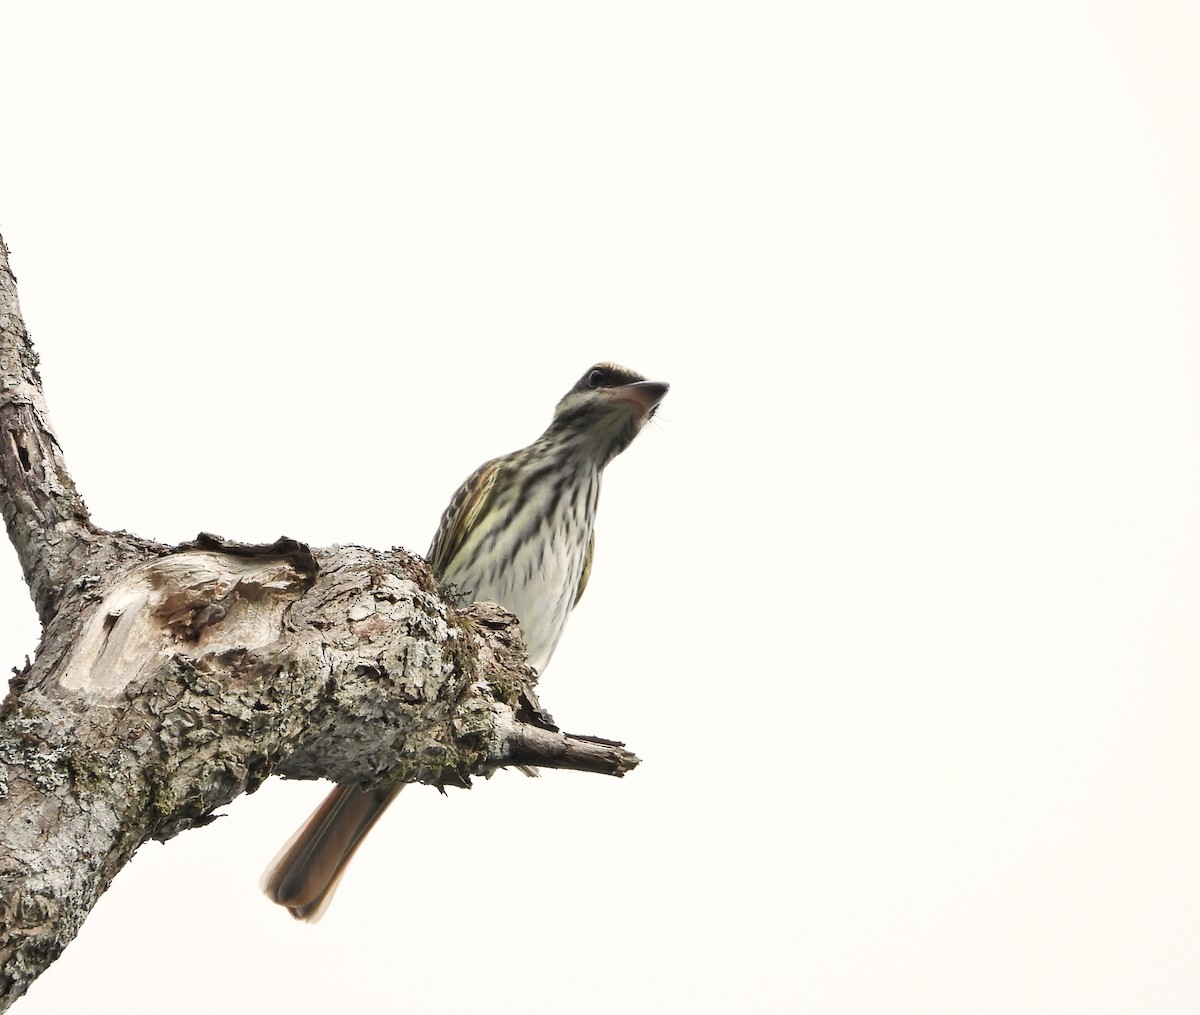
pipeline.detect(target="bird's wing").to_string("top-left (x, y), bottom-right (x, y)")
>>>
top-left (573, 528), bottom-right (594, 606)
top-left (426, 456), bottom-right (503, 578)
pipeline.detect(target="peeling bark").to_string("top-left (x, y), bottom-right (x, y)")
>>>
top-left (0, 235), bottom-right (638, 1011)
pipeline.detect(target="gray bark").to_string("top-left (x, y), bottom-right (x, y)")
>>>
top-left (0, 235), bottom-right (638, 1011)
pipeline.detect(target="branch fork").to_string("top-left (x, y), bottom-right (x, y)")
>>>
top-left (0, 236), bottom-right (639, 1010)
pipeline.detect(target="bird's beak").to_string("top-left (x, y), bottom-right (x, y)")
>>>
top-left (614, 380), bottom-right (669, 417)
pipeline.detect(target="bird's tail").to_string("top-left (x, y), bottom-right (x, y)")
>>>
top-left (260, 783), bottom-right (402, 922)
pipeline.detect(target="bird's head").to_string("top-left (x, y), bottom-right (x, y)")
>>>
top-left (548, 363), bottom-right (669, 464)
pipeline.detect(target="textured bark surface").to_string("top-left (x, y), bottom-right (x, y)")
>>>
top-left (0, 235), bottom-right (638, 1011)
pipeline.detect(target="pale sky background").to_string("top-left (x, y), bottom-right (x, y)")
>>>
top-left (2, 3), bottom-right (1199, 1013)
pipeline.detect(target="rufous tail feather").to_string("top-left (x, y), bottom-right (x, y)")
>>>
top-left (260, 784), bottom-right (402, 922)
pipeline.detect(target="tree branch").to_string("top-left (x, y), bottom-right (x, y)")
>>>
top-left (498, 721), bottom-right (641, 776)
top-left (0, 237), bottom-right (97, 624)
top-left (0, 234), bottom-right (640, 1011)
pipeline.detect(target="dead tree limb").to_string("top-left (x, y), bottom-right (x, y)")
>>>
top-left (0, 240), bottom-right (98, 625)
top-left (0, 235), bottom-right (639, 1011)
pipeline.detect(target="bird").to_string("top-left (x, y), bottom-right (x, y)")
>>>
top-left (261, 362), bottom-right (668, 920)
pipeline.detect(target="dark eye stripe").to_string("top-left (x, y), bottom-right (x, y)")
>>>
top-left (573, 362), bottom-right (646, 393)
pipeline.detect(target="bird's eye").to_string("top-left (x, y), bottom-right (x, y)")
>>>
top-left (588, 369), bottom-right (605, 388)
